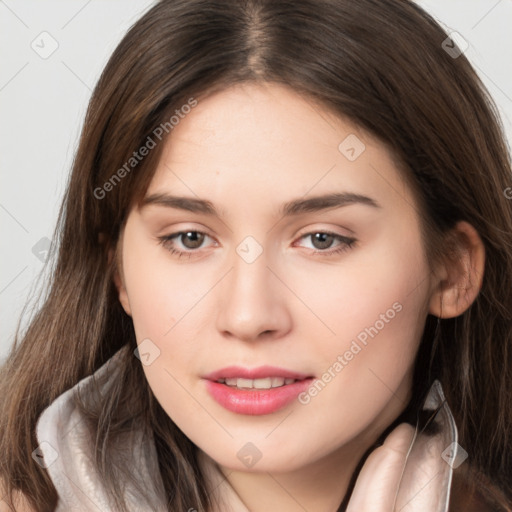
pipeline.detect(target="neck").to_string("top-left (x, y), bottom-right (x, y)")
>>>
top-left (222, 453), bottom-right (355, 511)
top-left (202, 420), bottom-right (389, 512)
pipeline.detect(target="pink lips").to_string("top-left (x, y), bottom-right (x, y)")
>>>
top-left (203, 365), bottom-right (311, 381)
top-left (203, 365), bottom-right (314, 415)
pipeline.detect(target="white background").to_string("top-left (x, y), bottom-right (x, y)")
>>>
top-left (1, 0), bottom-right (511, 362)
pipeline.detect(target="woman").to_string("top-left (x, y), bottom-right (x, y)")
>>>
top-left (1, 0), bottom-right (511, 510)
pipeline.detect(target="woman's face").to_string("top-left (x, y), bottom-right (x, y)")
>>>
top-left (115, 82), bottom-right (439, 473)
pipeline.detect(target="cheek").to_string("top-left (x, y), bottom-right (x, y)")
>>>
top-left (121, 232), bottom-right (216, 421)
top-left (122, 233), bottom-right (211, 341)
top-left (288, 228), bottom-right (431, 438)
top-left (285, 227), bottom-right (430, 362)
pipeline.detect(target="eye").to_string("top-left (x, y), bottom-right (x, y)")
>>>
top-left (157, 230), bottom-right (215, 258)
top-left (295, 231), bottom-right (357, 255)
top-left (157, 229), bottom-right (357, 259)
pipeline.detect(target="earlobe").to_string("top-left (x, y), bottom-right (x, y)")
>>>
top-left (428, 221), bottom-right (485, 319)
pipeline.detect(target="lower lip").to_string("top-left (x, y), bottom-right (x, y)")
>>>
top-left (204, 378), bottom-right (315, 415)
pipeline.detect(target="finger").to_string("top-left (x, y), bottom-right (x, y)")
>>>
top-left (346, 422), bottom-right (416, 512)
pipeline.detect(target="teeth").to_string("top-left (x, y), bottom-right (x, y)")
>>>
top-left (219, 377), bottom-right (298, 389)
top-left (255, 377), bottom-right (276, 389)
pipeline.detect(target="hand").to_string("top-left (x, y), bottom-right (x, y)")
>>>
top-left (346, 423), bottom-right (416, 512)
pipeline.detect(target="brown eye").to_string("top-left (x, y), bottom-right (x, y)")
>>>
top-left (158, 230), bottom-right (216, 259)
top-left (179, 231), bottom-right (205, 249)
top-left (295, 231), bottom-right (357, 256)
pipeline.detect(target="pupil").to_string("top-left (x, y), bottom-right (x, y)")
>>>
top-left (313, 233), bottom-right (333, 249)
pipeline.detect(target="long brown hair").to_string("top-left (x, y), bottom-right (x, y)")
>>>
top-left (1, 0), bottom-right (511, 510)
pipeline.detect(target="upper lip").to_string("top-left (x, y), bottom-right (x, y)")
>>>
top-left (203, 366), bottom-right (312, 381)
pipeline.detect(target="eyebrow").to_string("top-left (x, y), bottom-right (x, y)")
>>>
top-left (140, 191), bottom-right (381, 217)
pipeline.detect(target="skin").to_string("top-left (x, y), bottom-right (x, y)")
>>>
top-left (113, 82), bottom-right (485, 512)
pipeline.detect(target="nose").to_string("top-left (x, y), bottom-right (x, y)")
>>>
top-left (215, 246), bottom-right (292, 342)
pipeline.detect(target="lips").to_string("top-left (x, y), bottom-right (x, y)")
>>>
top-left (203, 365), bottom-right (314, 415)
top-left (203, 365), bottom-right (311, 381)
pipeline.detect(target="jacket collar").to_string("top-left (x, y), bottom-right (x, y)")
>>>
top-left (35, 346), bottom-right (458, 511)
top-left (394, 380), bottom-right (459, 511)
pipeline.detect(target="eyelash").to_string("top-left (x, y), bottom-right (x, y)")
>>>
top-left (157, 230), bottom-right (357, 259)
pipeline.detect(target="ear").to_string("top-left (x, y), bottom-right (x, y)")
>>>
top-left (108, 242), bottom-right (132, 317)
top-left (428, 221), bottom-right (485, 319)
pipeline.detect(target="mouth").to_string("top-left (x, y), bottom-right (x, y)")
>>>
top-left (203, 366), bottom-right (315, 415)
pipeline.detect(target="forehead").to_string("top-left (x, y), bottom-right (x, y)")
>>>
top-left (145, 82), bottom-right (415, 216)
